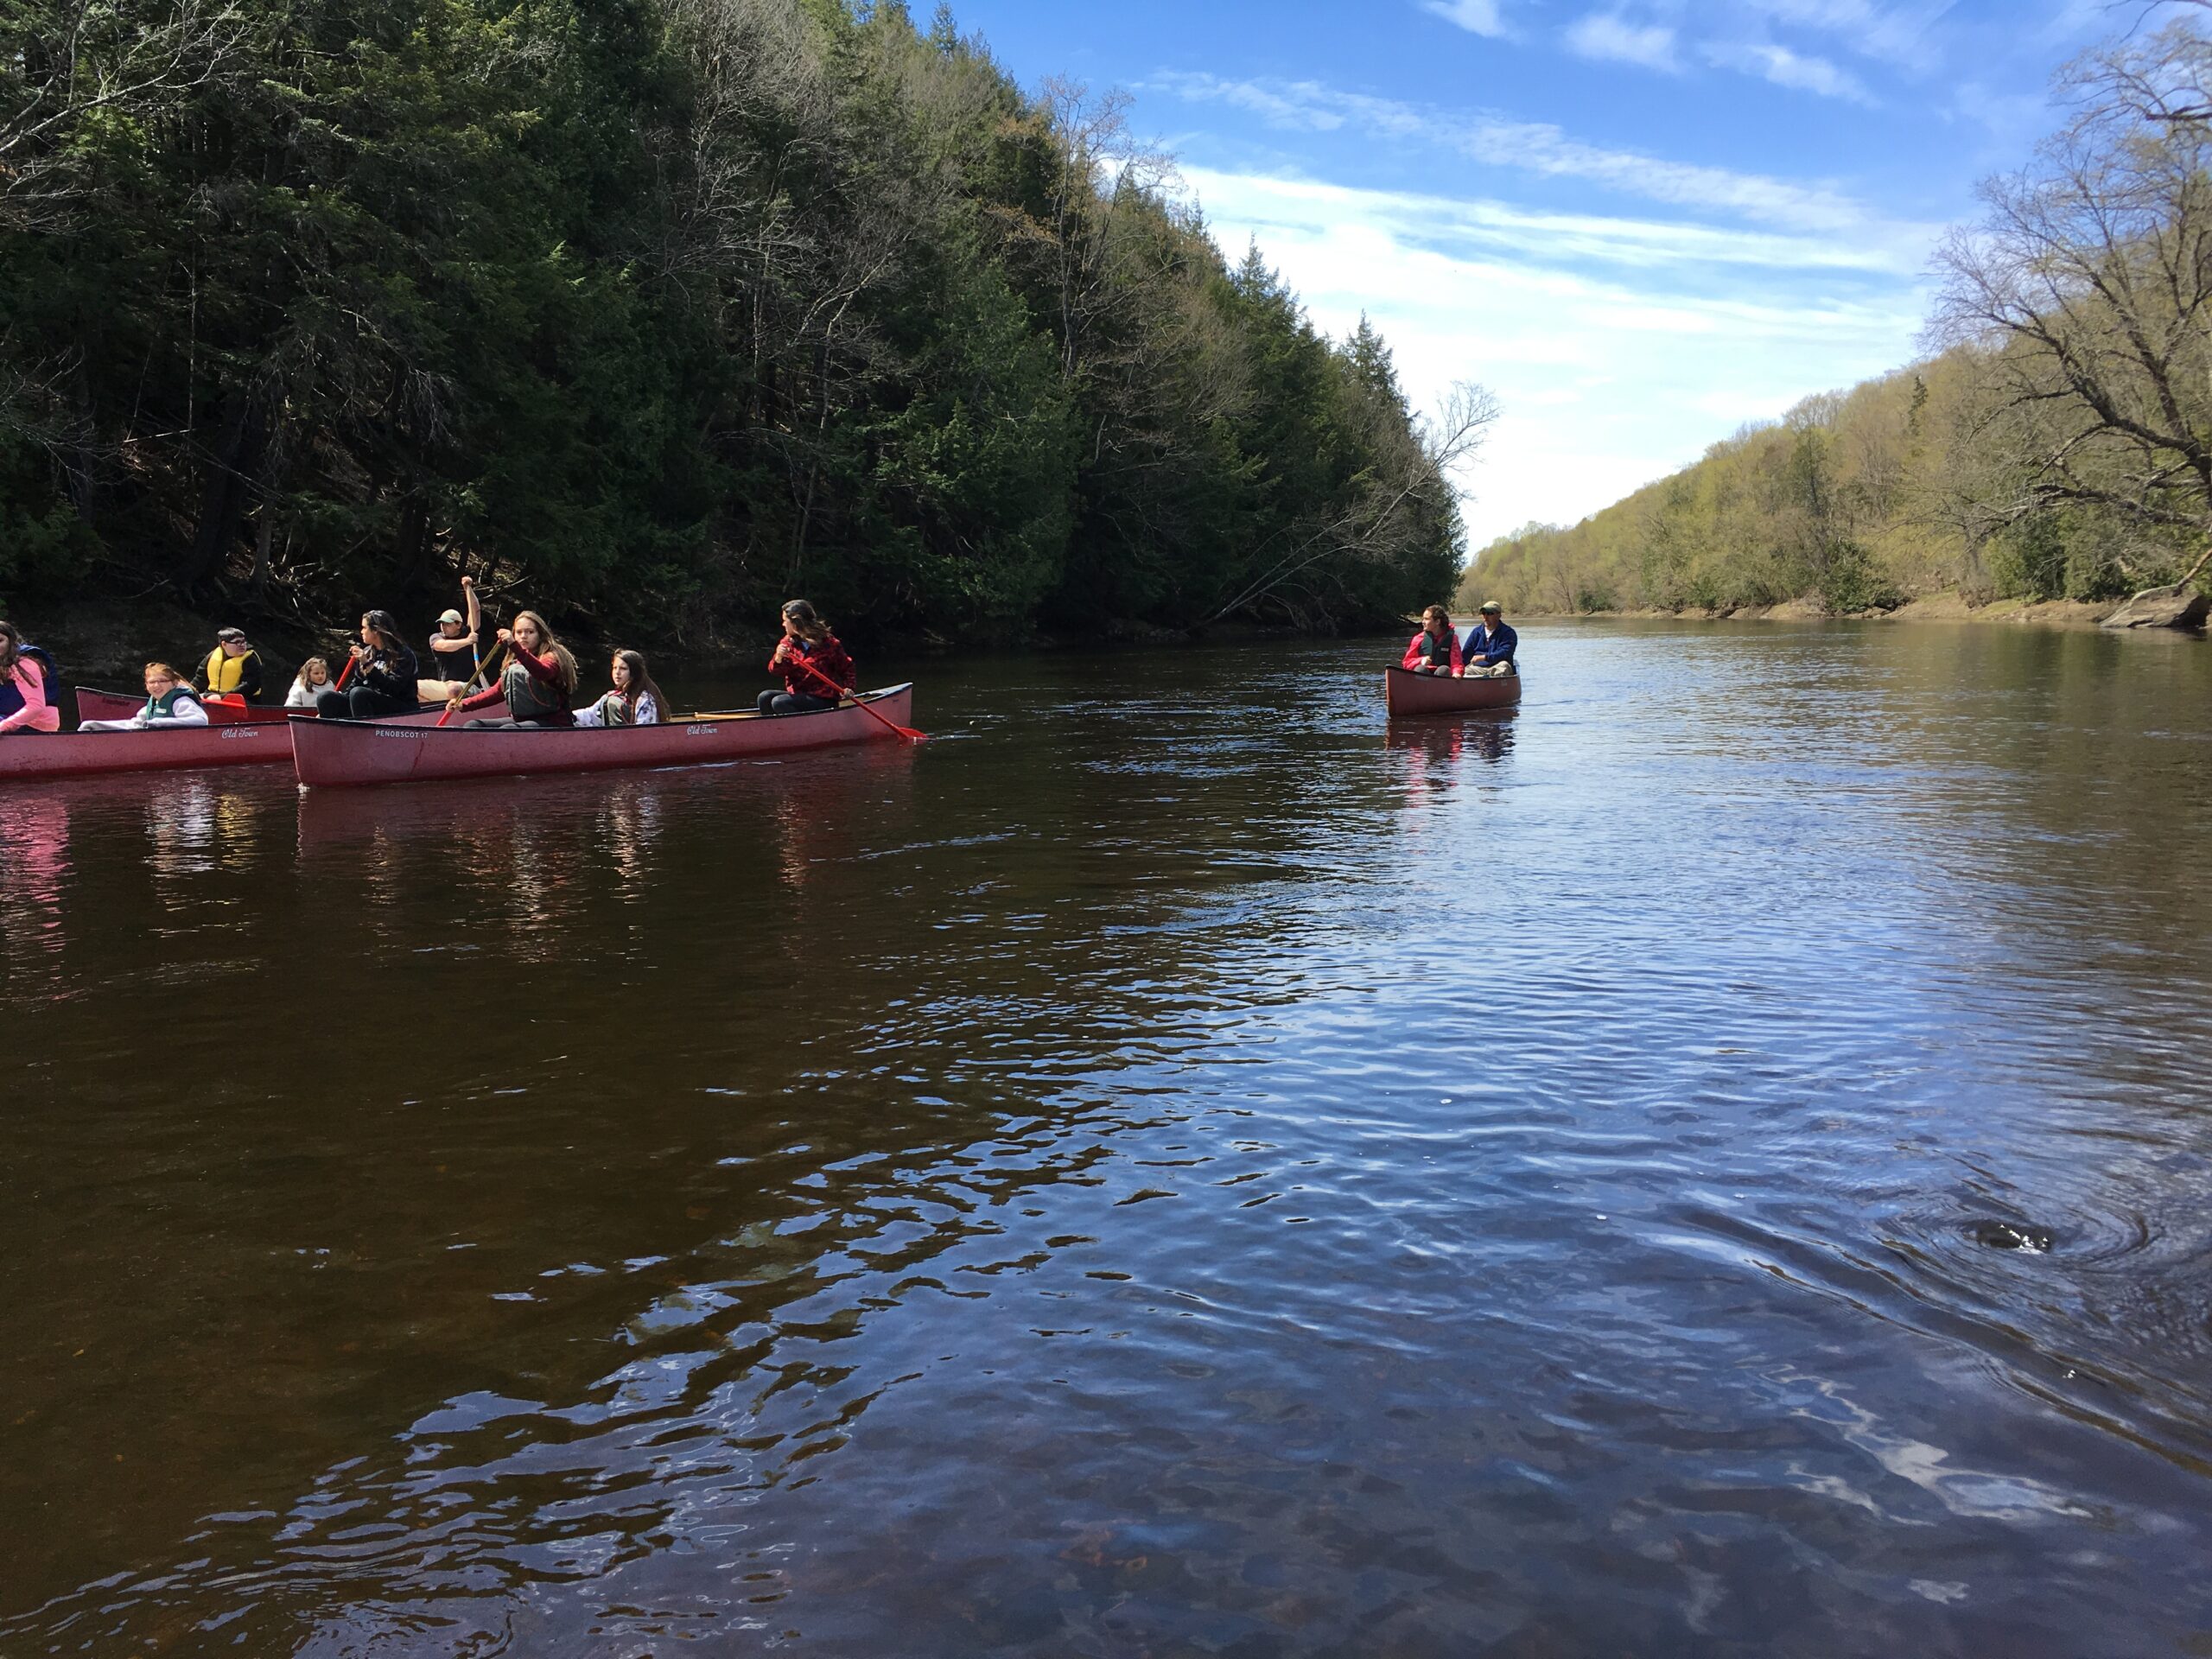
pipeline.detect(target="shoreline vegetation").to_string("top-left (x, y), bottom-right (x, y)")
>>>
top-left (1465, 11), bottom-right (2212, 641)
top-left (1492, 594), bottom-right (2118, 631)
top-left (1, 0), bottom-right (1484, 666)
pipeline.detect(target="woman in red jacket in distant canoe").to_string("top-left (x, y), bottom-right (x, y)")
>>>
top-left (759, 600), bottom-right (855, 715)
top-left (1402, 605), bottom-right (1463, 676)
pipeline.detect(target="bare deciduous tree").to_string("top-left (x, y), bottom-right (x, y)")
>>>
top-left (1930, 11), bottom-right (2212, 597)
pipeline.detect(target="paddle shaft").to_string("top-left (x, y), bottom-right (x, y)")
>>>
top-left (438, 642), bottom-right (509, 725)
top-left (786, 652), bottom-right (924, 742)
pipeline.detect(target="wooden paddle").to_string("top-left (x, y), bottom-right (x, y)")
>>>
top-left (437, 642), bottom-right (509, 726)
top-left (788, 653), bottom-right (925, 742)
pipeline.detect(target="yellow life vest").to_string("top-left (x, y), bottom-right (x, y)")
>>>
top-left (203, 646), bottom-right (254, 695)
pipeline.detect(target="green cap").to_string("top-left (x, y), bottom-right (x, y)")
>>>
top-left (1480, 600), bottom-right (1503, 613)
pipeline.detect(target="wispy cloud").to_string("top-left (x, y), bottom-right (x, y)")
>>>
top-left (1152, 73), bottom-right (1901, 234)
top-left (1421, 0), bottom-right (1512, 38)
top-left (1181, 169), bottom-right (1921, 276)
top-left (1565, 12), bottom-right (1683, 72)
top-left (1179, 164), bottom-right (1933, 540)
top-left (1735, 0), bottom-right (1942, 67)
top-left (1705, 40), bottom-right (1878, 103)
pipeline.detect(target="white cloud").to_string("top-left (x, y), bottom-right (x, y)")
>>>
top-left (1153, 74), bottom-right (1896, 233)
top-left (1705, 40), bottom-right (1878, 104)
top-left (1736, 0), bottom-right (1941, 66)
top-left (1181, 169), bottom-right (1922, 275)
top-left (1180, 166), bottom-right (1935, 543)
top-left (1565, 13), bottom-right (1683, 73)
top-left (1421, 0), bottom-right (1512, 37)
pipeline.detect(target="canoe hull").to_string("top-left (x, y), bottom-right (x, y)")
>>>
top-left (0, 720), bottom-right (296, 780)
top-left (74, 686), bottom-right (454, 729)
top-left (1383, 666), bottom-right (1522, 715)
top-left (292, 685), bottom-right (917, 787)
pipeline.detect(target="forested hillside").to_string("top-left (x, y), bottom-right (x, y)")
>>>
top-left (1, 0), bottom-right (1473, 647)
top-left (1468, 11), bottom-right (2212, 621)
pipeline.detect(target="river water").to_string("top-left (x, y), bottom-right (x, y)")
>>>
top-left (3, 621), bottom-right (2210, 1656)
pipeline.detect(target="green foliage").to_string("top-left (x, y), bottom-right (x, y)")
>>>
top-left (0, 0), bottom-right (1458, 646)
top-left (1816, 540), bottom-right (1903, 614)
top-left (1463, 353), bottom-right (2196, 618)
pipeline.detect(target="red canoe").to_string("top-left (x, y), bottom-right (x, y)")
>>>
top-left (73, 685), bottom-right (292, 726)
top-left (291, 684), bottom-right (918, 787)
top-left (0, 719), bottom-right (300, 781)
top-left (1383, 665), bottom-right (1522, 716)
top-left (72, 686), bottom-right (449, 728)
top-left (0, 693), bottom-right (455, 784)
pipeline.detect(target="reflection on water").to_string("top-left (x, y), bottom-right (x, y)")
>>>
top-left (3, 624), bottom-right (2212, 1656)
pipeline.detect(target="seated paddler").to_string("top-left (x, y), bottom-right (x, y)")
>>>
top-left (1402, 605), bottom-right (1463, 676)
top-left (447, 611), bottom-right (580, 728)
top-left (759, 600), bottom-right (855, 715)
top-left (1464, 601), bottom-right (1516, 678)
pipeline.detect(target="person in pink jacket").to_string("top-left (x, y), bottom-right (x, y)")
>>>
top-left (1401, 605), bottom-right (1464, 677)
top-left (0, 620), bottom-right (59, 734)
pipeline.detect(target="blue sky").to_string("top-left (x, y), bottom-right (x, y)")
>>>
top-left (936, 0), bottom-right (2164, 546)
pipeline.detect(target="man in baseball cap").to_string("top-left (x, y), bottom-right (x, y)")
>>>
top-left (1464, 601), bottom-right (1516, 678)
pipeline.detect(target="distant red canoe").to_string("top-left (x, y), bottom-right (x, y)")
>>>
top-left (1383, 665), bottom-right (1522, 715)
top-left (291, 685), bottom-right (918, 787)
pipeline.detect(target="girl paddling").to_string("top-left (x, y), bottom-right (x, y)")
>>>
top-left (759, 600), bottom-right (855, 715)
top-left (448, 610), bottom-right (579, 728)
top-left (573, 649), bottom-right (665, 728)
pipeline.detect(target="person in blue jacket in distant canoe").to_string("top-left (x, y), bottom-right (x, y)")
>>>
top-left (1463, 600), bottom-right (1517, 677)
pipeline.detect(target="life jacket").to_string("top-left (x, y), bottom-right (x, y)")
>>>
top-left (202, 646), bottom-right (257, 696)
top-left (145, 686), bottom-right (202, 720)
top-left (0, 644), bottom-right (57, 720)
top-left (501, 658), bottom-right (570, 721)
top-left (1411, 629), bottom-right (1454, 668)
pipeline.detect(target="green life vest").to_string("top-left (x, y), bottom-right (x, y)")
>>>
top-left (146, 686), bottom-right (201, 720)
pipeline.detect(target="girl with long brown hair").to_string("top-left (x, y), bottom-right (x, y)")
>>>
top-left (318, 611), bottom-right (422, 719)
top-left (573, 649), bottom-right (665, 728)
top-left (758, 599), bottom-right (855, 715)
top-left (448, 609), bottom-right (580, 728)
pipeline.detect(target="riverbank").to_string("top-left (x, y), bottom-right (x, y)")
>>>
top-left (1485, 592), bottom-right (2140, 631)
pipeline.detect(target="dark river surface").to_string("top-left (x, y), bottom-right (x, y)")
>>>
top-left (4, 620), bottom-right (2212, 1656)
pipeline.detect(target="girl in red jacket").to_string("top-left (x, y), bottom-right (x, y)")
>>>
top-left (759, 600), bottom-right (855, 715)
top-left (1402, 605), bottom-right (1463, 676)
top-left (447, 610), bottom-right (580, 727)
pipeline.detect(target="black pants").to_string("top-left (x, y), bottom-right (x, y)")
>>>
top-left (758, 690), bottom-right (835, 715)
top-left (317, 685), bottom-right (415, 720)
top-left (465, 714), bottom-right (572, 729)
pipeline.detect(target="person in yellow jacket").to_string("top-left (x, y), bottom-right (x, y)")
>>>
top-left (198, 627), bottom-right (264, 705)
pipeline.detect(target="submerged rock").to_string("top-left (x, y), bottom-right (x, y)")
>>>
top-left (2099, 582), bottom-right (2209, 631)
